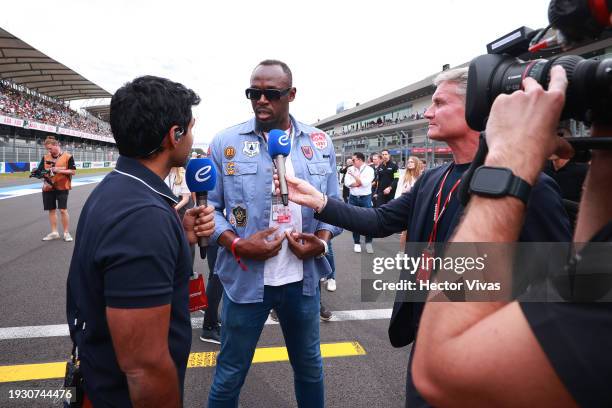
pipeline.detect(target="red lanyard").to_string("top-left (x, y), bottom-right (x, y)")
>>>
top-left (428, 168), bottom-right (461, 245)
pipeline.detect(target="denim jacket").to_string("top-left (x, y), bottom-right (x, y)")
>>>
top-left (209, 115), bottom-right (342, 303)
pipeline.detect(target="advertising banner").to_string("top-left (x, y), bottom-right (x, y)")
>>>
top-left (5, 162), bottom-right (31, 173)
top-left (0, 162), bottom-right (4, 173)
top-left (91, 161), bottom-right (105, 169)
top-left (0, 115), bottom-right (25, 128)
top-left (82, 162), bottom-right (91, 169)
top-left (24, 121), bottom-right (57, 132)
top-left (75, 161), bottom-right (83, 169)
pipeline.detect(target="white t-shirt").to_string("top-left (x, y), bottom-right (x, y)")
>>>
top-left (263, 127), bottom-right (304, 286)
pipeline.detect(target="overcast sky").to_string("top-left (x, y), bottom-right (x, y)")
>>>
top-left (1, 0), bottom-right (552, 144)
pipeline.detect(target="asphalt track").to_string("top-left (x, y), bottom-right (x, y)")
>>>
top-left (0, 173), bottom-right (410, 407)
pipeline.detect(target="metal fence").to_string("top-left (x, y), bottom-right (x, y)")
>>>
top-left (1, 144), bottom-right (119, 163)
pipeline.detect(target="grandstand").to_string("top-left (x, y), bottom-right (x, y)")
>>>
top-left (315, 37), bottom-right (612, 168)
top-left (0, 27), bottom-right (117, 167)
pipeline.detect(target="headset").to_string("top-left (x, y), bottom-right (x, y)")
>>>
top-left (174, 127), bottom-right (185, 142)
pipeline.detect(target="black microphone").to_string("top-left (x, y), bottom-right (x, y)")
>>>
top-left (185, 158), bottom-right (217, 259)
top-left (268, 129), bottom-right (291, 206)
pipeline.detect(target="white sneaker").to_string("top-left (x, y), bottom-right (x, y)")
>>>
top-left (326, 278), bottom-right (336, 292)
top-left (63, 232), bottom-right (73, 242)
top-left (366, 243), bottom-right (374, 254)
top-left (353, 244), bottom-right (362, 253)
top-left (42, 232), bottom-right (60, 241)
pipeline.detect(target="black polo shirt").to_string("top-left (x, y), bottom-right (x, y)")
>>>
top-left (376, 160), bottom-right (399, 196)
top-left (66, 156), bottom-right (193, 408)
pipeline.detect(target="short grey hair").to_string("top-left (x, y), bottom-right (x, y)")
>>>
top-left (433, 67), bottom-right (469, 98)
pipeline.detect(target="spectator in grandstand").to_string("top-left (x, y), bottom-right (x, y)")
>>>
top-left (345, 152), bottom-right (376, 253)
top-left (38, 136), bottom-right (76, 242)
top-left (66, 76), bottom-right (214, 407)
top-left (206, 59), bottom-right (341, 407)
top-left (412, 64), bottom-right (612, 408)
top-left (0, 83), bottom-right (111, 137)
top-left (398, 156), bottom-right (424, 253)
top-left (275, 66), bottom-right (570, 407)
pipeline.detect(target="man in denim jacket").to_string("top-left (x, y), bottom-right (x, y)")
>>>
top-left (207, 60), bottom-right (341, 408)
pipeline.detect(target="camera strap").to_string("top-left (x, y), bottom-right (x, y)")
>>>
top-left (458, 131), bottom-right (488, 207)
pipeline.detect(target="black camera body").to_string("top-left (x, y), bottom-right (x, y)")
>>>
top-left (29, 167), bottom-right (52, 180)
top-left (466, 53), bottom-right (612, 131)
top-left (465, 0), bottom-right (612, 132)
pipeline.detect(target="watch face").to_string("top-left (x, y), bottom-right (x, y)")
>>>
top-left (471, 167), bottom-right (512, 195)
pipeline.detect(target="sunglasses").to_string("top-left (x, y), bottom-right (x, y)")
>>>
top-left (245, 87), bottom-right (292, 101)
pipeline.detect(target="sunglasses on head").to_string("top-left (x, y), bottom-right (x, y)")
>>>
top-left (245, 87), bottom-right (292, 101)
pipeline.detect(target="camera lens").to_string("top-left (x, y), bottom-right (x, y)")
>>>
top-left (466, 54), bottom-right (612, 131)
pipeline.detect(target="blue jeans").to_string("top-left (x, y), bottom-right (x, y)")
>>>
top-left (208, 281), bottom-right (323, 408)
top-left (348, 194), bottom-right (373, 244)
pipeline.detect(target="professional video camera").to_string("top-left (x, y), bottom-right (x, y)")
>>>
top-left (459, 0), bottom-right (611, 205)
top-left (29, 167), bottom-right (52, 180)
top-left (466, 0), bottom-right (612, 134)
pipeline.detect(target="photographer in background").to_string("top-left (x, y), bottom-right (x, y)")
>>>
top-left (413, 65), bottom-right (612, 407)
top-left (37, 136), bottom-right (76, 242)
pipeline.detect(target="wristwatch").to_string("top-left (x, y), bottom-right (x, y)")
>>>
top-left (469, 166), bottom-right (532, 205)
top-left (315, 238), bottom-right (329, 259)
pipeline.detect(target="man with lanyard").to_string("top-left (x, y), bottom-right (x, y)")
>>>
top-left (206, 59), bottom-right (341, 407)
top-left (345, 152), bottom-right (375, 253)
top-left (38, 136), bottom-right (76, 242)
top-left (376, 149), bottom-right (400, 205)
top-left (413, 65), bottom-right (612, 408)
top-left (274, 67), bottom-right (570, 407)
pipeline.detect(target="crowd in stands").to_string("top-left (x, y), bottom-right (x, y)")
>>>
top-left (339, 110), bottom-right (427, 136)
top-left (0, 82), bottom-right (111, 137)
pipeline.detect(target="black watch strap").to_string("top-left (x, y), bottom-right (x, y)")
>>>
top-left (469, 166), bottom-right (532, 205)
top-left (507, 172), bottom-right (532, 205)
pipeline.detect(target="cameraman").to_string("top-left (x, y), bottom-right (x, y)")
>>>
top-left (412, 66), bottom-right (612, 407)
top-left (37, 136), bottom-right (76, 242)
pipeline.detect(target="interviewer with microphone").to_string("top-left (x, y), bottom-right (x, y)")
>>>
top-left (206, 60), bottom-right (341, 408)
top-left (66, 76), bottom-right (215, 408)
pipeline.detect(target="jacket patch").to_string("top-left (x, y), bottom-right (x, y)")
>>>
top-left (243, 141), bottom-right (260, 158)
top-left (310, 132), bottom-right (328, 150)
top-left (301, 146), bottom-right (313, 160)
top-left (232, 205), bottom-right (247, 227)
top-left (224, 146), bottom-right (236, 160)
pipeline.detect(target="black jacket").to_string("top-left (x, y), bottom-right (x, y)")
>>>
top-left (315, 162), bottom-right (571, 347)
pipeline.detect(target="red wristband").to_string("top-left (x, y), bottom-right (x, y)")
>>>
top-left (231, 237), bottom-right (247, 271)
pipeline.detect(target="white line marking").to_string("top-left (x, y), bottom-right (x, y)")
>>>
top-left (0, 308), bottom-right (392, 340)
top-left (0, 176), bottom-right (106, 200)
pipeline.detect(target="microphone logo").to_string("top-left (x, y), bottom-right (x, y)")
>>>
top-left (195, 165), bottom-right (212, 182)
top-left (278, 133), bottom-right (290, 147)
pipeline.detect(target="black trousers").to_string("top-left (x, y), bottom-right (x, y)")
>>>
top-left (203, 245), bottom-right (223, 328)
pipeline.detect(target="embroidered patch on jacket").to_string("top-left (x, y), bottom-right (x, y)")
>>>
top-left (301, 146), bottom-right (314, 160)
top-left (232, 205), bottom-right (247, 227)
top-left (243, 141), bottom-right (260, 158)
top-left (225, 161), bottom-right (235, 175)
top-left (224, 146), bottom-right (236, 160)
top-left (310, 132), bottom-right (328, 150)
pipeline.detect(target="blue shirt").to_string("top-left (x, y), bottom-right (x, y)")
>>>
top-left (66, 156), bottom-right (193, 408)
top-left (209, 115), bottom-right (342, 303)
